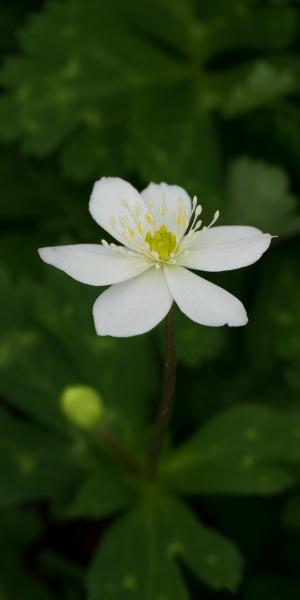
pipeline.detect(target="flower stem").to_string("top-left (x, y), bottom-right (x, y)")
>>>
top-left (147, 305), bottom-right (176, 476)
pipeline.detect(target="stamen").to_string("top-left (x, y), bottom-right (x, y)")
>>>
top-left (126, 227), bottom-right (135, 238)
top-left (133, 205), bottom-right (141, 218)
top-left (138, 244), bottom-right (146, 252)
top-left (188, 204), bottom-right (203, 232)
top-left (207, 210), bottom-right (220, 229)
top-left (145, 198), bottom-right (153, 209)
top-left (194, 220), bottom-right (202, 231)
top-left (121, 199), bottom-right (129, 209)
top-left (145, 212), bottom-right (154, 225)
top-left (136, 223), bottom-right (144, 235)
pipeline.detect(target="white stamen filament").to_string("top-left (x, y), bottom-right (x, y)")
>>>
top-left (104, 191), bottom-right (220, 266)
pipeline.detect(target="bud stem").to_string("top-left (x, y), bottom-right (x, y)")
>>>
top-left (98, 424), bottom-right (141, 473)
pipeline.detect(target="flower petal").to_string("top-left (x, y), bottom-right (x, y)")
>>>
top-left (164, 265), bottom-right (248, 327)
top-left (38, 244), bottom-right (151, 286)
top-left (141, 182), bottom-right (192, 237)
top-left (89, 177), bottom-right (147, 250)
top-left (93, 268), bottom-right (173, 337)
top-left (178, 226), bottom-right (272, 272)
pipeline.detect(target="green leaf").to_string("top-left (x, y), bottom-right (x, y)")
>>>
top-left (1, 0), bottom-right (298, 189)
top-left (247, 252), bottom-right (300, 392)
top-left (0, 145), bottom-right (83, 221)
top-left (163, 404), bottom-right (299, 495)
top-left (0, 507), bottom-right (43, 548)
top-left (196, 3), bottom-right (298, 59)
top-left (0, 1), bottom-right (184, 172)
top-left (128, 83), bottom-right (223, 212)
top-left (205, 59), bottom-right (298, 116)
top-left (88, 502), bottom-right (187, 600)
top-left (0, 508), bottom-right (51, 600)
top-left (160, 496), bottom-right (243, 592)
top-left (176, 310), bottom-right (226, 367)
top-left (60, 123), bottom-right (128, 183)
top-left (118, 0), bottom-right (199, 61)
top-left (0, 406), bottom-right (84, 505)
top-left (227, 157), bottom-right (300, 237)
top-left (65, 467), bottom-right (136, 519)
top-left (88, 494), bottom-right (243, 598)
top-left (0, 269), bottom-right (157, 442)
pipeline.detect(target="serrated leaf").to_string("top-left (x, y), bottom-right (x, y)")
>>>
top-left (227, 157), bottom-right (300, 237)
top-left (1, 0), bottom-right (298, 188)
top-left (163, 404), bottom-right (299, 495)
top-left (0, 0), bottom-right (184, 171)
top-left (160, 496), bottom-right (243, 592)
top-left (88, 502), bottom-right (187, 600)
top-left (88, 493), bottom-right (243, 598)
top-left (205, 60), bottom-right (298, 116)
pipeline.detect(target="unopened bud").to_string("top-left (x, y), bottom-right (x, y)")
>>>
top-left (61, 385), bottom-right (104, 429)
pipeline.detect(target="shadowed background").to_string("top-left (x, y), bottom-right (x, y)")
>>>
top-left (1, 0), bottom-right (300, 598)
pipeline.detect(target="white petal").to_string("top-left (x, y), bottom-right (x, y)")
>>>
top-left (38, 244), bottom-right (150, 286)
top-left (164, 265), bottom-right (248, 327)
top-left (93, 268), bottom-right (173, 337)
top-left (89, 177), bottom-right (147, 250)
top-left (141, 182), bottom-right (192, 236)
top-left (178, 226), bottom-right (272, 272)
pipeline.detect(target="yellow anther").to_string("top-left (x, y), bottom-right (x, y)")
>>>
top-left (136, 223), bottom-right (144, 235)
top-left (159, 206), bottom-right (167, 216)
top-left (133, 205), bottom-right (141, 218)
top-left (145, 225), bottom-right (177, 261)
top-left (145, 212), bottom-right (154, 224)
top-left (176, 215), bottom-right (187, 226)
top-left (126, 227), bottom-right (135, 238)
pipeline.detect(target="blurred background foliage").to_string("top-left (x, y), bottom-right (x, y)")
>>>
top-left (1, 0), bottom-right (300, 598)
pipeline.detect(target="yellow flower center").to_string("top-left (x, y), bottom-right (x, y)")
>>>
top-left (145, 226), bottom-right (177, 261)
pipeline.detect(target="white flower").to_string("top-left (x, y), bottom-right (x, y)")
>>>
top-left (38, 178), bottom-right (272, 337)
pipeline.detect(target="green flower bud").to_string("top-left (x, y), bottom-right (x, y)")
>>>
top-left (61, 385), bottom-right (104, 429)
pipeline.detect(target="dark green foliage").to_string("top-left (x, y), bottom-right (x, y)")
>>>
top-left (0, 0), bottom-right (300, 598)
top-left (0, 509), bottom-right (51, 600)
top-left (162, 404), bottom-right (300, 495)
top-left (88, 496), bottom-right (243, 598)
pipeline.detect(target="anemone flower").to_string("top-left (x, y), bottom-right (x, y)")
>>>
top-left (39, 178), bottom-right (272, 337)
